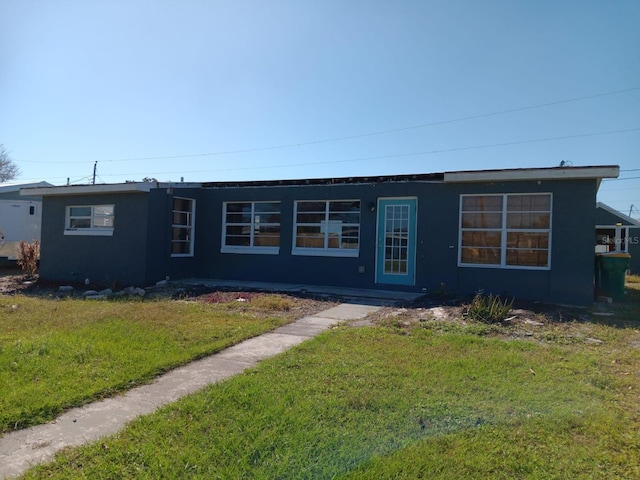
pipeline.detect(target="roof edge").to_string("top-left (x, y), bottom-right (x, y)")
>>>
top-left (202, 173), bottom-right (443, 188)
top-left (444, 165), bottom-right (619, 183)
top-left (596, 202), bottom-right (640, 226)
top-left (0, 181), bottom-right (53, 194)
top-left (21, 182), bottom-right (202, 196)
top-left (18, 165), bottom-right (621, 195)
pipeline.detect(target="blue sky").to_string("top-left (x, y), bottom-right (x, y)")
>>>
top-left (1, 1), bottom-right (639, 216)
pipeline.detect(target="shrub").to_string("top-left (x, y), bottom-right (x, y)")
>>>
top-left (466, 292), bottom-right (513, 324)
top-left (17, 240), bottom-right (40, 277)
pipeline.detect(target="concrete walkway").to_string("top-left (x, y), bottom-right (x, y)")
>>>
top-left (0, 303), bottom-right (380, 479)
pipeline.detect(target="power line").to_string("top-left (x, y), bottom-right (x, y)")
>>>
top-left (15, 86), bottom-right (640, 165)
top-left (598, 186), bottom-right (640, 192)
top-left (63, 127), bottom-right (640, 180)
top-left (603, 175), bottom-right (640, 182)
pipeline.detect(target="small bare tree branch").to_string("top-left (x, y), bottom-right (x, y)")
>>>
top-left (0, 144), bottom-right (20, 183)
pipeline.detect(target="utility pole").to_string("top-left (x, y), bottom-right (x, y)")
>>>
top-left (92, 161), bottom-right (97, 185)
top-left (631, 205), bottom-right (635, 218)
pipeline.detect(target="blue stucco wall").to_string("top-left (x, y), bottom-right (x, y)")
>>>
top-left (193, 182), bottom-right (386, 288)
top-left (595, 206), bottom-right (636, 226)
top-left (39, 188), bottom-right (210, 287)
top-left (38, 177), bottom-right (600, 304)
top-left (39, 192), bottom-right (151, 287)
top-left (178, 177), bottom-right (598, 305)
top-left (144, 188), bottom-right (204, 284)
top-left (449, 179), bottom-right (596, 304)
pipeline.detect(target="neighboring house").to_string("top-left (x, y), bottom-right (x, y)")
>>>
top-left (595, 202), bottom-right (640, 274)
top-left (22, 166), bottom-right (619, 305)
top-left (0, 181), bottom-right (51, 261)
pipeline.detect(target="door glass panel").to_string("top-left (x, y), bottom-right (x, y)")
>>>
top-left (384, 205), bottom-right (410, 274)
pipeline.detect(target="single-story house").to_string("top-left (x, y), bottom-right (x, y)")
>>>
top-left (0, 181), bottom-right (51, 261)
top-left (595, 202), bottom-right (640, 274)
top-left (22, 165), bottom-right (619, 305)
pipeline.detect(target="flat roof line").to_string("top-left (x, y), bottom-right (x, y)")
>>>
top-left (20, 165), bottom-right (620, 195)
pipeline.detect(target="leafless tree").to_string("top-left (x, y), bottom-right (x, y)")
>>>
top-left (0, 144), bottom-right (20, 182)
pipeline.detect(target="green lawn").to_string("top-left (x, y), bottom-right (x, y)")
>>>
top-left (0, 294), bottom-right (304, 433)
top-left (22, 295), bottom-right (640, 479)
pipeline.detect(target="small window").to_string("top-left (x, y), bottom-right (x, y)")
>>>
top-left (459, 193), bottom-right (551, 269)
top-left (65, 205), bottom-right (114, 236)
top-left (222, 201), bottom-right (280, 254)
top-left (293, 200), bottom-right (360, 257)
top-left (172, 197), bottom-right (195, 256)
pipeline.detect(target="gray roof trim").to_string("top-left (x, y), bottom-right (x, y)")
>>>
top-left (443, 166), bottom-right (619, 183)
top-left (203, 166), bottom-right (619, 188)
top-left (21, 182), bottom-right (202, 196)
top-left (0, 181), bottom-right (52, 194)
top-left (596, 202), bottom-right (640, 226)
top-left (18, 165), bottom-right (620, 195)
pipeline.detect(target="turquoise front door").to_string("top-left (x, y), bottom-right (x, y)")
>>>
top-left (376, 198), bottom-right (417, 285)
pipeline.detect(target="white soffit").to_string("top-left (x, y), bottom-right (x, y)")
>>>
top-left (443, 166), bottom-right (620, 183)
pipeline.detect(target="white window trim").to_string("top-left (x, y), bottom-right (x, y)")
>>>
top-left (221, 201), bottom-right (280, 255)
top-left (64, 205), bottom-right (114, 237)
top-left (292, 200), bottom-right (360, 258)
top-left (458, 193), bottom-right (552, 270)
top-left (171, 197), bottom-right (196, 258)
top-left (596, 225), bottom-right (638, 253)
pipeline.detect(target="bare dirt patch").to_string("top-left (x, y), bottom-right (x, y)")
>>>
top-left (0, 268), bottom-right (338, 320)
top-left (3, 267), bottom-right (635, 336)
top-left (0, 267), bottom-right (36, 295)
top-left (176, 288), bottom-right (339, 320)
top-left (353, 294), bottom-right (615, 342)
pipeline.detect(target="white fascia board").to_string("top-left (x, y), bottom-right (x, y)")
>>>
top-left (443, 166), bottom-right (620, 183)
top-left (21, 183), bottom-right (154, 196)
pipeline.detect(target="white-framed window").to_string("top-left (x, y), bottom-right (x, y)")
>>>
top-left (172, 197), bottom-right (195, 257)
top-left (64, 205), bottom-right (114, 236)
top-left (459, 193), bottom-right (552, 269)
top-left (595, 225), bottom-right (638, 253)
top-left (221, 201), bottom-right (280, 254)
top-left (293, 200), bottom-right (360, 257)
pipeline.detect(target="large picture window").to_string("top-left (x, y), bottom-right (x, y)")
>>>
top-left (172, 197), bottom-right (195, 256)
top-left (222, 201), bottom-right (280, 254)
top-left (65, 205), bottom-right (114, 236)
top-left (459, 193), bottom-right (551, 269)
top-left (293, 200), bottom-right (360, 257)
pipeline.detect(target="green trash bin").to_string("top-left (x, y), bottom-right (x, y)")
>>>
top-left (597, 253), bottom-right (631, 301)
